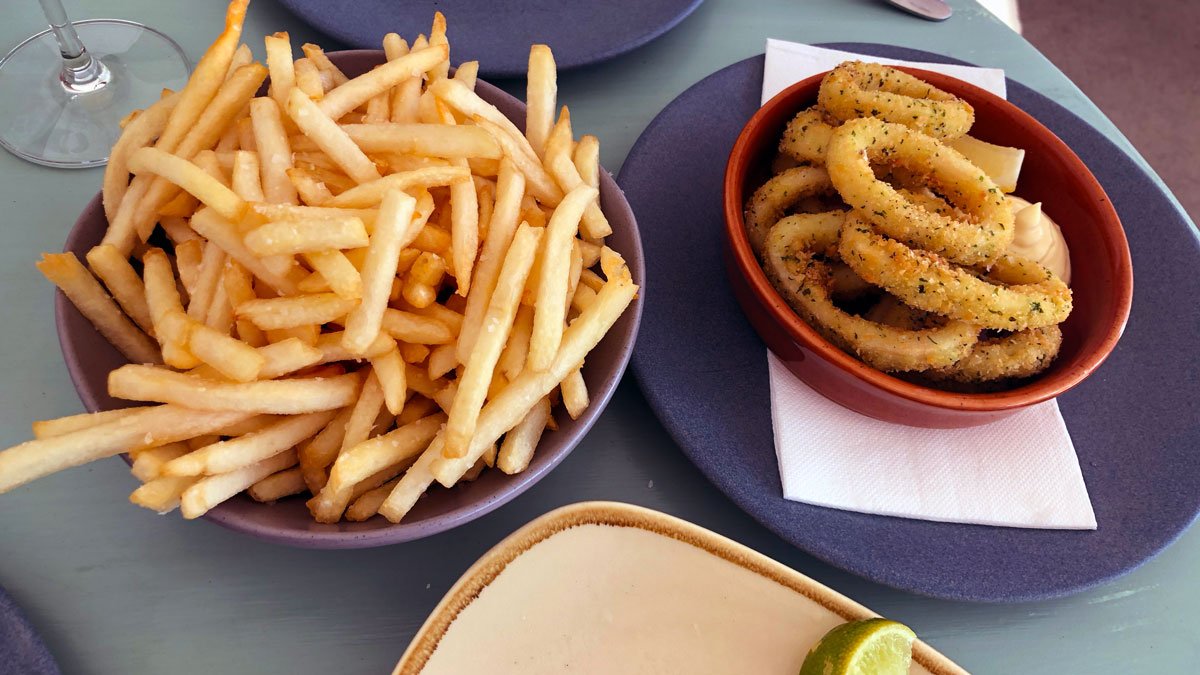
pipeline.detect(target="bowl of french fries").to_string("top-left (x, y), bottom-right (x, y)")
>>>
top-left (0, 4), bottom-right (643, 547)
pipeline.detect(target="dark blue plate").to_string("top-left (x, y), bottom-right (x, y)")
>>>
top-left (620, 45), bottom-right (1200, 602)
top-left (274, 0), bottom-right (705, 79)
top-left (0, 585), bottom-right (60, 675)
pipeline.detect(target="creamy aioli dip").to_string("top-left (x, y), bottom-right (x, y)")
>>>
top-left (1006, 195), bottom-right (1071, 284)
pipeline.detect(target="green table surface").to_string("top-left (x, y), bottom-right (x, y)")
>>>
top-left (1, 0), bottom-right (1196, 673)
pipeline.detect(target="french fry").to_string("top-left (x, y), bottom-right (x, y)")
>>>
top-left (566, 240), bottom-right (583, 313)
top-left (159, 216), bottom-right (201, 245)
top-left (431, 381), bottom-right (457, 412)
top-left (341, 124), bottom-right (500, 159)
top-left (180, 448), bottom-right (297, 519)
top-left (130, 475), bottom-right (198, 513)
top-left (142, 248), bottom-right (200, 368)
top-left (175, 240), bottom-right (203, 296)
top-left (343, 189), bottom-right (418, 354)
top-left (264, 32), bottom-right (296, 114)
top-left (377, 432), bottom-right (444, 523)
top-left (381, 309), bottom-right (454, 344)
top-left (427, 343), bottom-right (458, 380)
top-left (194, 149), bottom-right (230, 186)
top-left (456, 159), bottom-right (526, 361)
top-left (399, 300), bottom-right (464, 335)
top-left (294, 57), bottom-right (324, 99)
top-left (187, 320), bottom-right (265, 382)
top-left (453, 60), bottom-right (479, 91)
top-left (325, 166), bottom-right (470, 208)
top-left (248, 466), bottom-right (307, 502)
top-left (370, 345), bottom-right (407, 415)
top-left (37, 253), bottom-right (160, 364)
top-left (255, 337), bottom-right (323, 379)
top-left (310, 413), bottom-right (443, 522)
top-left (302, 250), bottom-right (362, 299)
top-left (444, 224), bottom-right (541, 458)
top-left (128, 147), bottom-right (247, 222)
top-left (472, 116), bottom-right (562, 206)
top-left (155, 0), bottom-right (250, 154)
top-left (286, 167), bottom-right (334, 205)
top-left (316, 45), bottom-right (448, 122)
top-left (340, 369), bottom-right (386, 455)
top-left (528, 186), bottom-right (596, 371)
top-left (426, 12), bottom-right (450, 79)
top-left (85, 244), bottom-right (155, 335)
top-left (496, 396), bottom-right (551, 474)
top-left (315, 330), bottom-right (395, 364)
top-left (231, 150), bottom-right (265, 201)
top-left (236, 293), bottom-right (358, 330)
top-left (186, 239), bottom-right (227, 319)
top-left (130, 442), bottom-right (190, 482)
top-left (216, 128), bottom-right (238, 153)
top-left (525, 45), bottom-right (556, 159)
top-left (574, 134), bottom-right (602, 192)
top-left (382, 33), bottom-right (408, 61)
top-left (301, 43), bottom-right (348, 86)
top-left (0, 405), bottom-right (252, 494)
top-left (560, 366), bottom-right (589, 420)
top-left (364, 91), bottom-right (390, 124)
top-left (108, 364), bottom-right (362, 414)
top-left (174, 63), bottom-right (268, 163)
top-left (32, 406), bottom-right (152, 439)
top-left (430, 274), bottom-right (637, 486)
top-left (571, 283), bottom-right (598, 313)
top-left (103, 92), bottom-right (179, 223)
top-left (164, 410), bottom-right (333, 476)
top-left (499, 304), bottom-right (534, 380)
top-left (224, 43), bottom-right (253, 79)
top-left (189, 208), bottom-right (298, 294)
top-left (286, 89), bottom-right (381, 184)
top-left (215, 415), bottom-right (276, 437)
top-left (429, 78), bottom-right (540, 168)
top-left (544, 111), bottom-right (612, 240)
top-left (250, 97), bottom-right (298, 204)
top-left (222, 260), bottom-right (265, 346)
top-left (345, 476), bottom-right (400, 521)
top-left (399, 343), bottom-right (430, 365)
top-left (244, 216), bottom-right (369, 256)
top-left (448, 153), bottom-right (479, 294)
top-left (266, 325), bottom-right (320, 347)
top-left (297, 406), bottom-right (351, 492)
top-left (253, 203), bottom-right (379, 226)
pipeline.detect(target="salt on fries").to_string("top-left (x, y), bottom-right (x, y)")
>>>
top-left (0, 3), bottom-right (637, 525)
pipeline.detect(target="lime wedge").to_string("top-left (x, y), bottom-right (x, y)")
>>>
top-left (798, 618), bottom-right (916, 675)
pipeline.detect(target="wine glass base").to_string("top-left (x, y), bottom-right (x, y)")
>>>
top-left (0, 19), bottom-right (191, 169)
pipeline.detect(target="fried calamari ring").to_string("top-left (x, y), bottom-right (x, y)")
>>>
top-left (827, 118), bottom-right (1014, 265)
top-left (763, 233), bottom-right (977, 372)
top-left (765, 212), bottom-right (873, 301)
top-left (765, 210), bottom-right (845, 257)
top-left (817, 61), bottom-right (974, 140)
top-left (779, 107), bottom-right (837, 165)
top-left (864, 294), bottom-right (940, 330)
top-left (744, 166), bottom-right (834, 255)
top-left (838, 212), bottom-right (1072, 331)
top-left (929, 326), bottom-right (1063, 383)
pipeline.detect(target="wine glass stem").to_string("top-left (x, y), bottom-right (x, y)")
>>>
top-left (38, 0), bottom-right (110, 93)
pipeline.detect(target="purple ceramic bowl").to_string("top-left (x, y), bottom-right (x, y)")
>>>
top-left (55, 50), bottom-right (644, 548)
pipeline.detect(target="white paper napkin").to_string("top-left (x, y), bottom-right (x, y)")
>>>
top-left (762, 40), bottom-right (1096, 529)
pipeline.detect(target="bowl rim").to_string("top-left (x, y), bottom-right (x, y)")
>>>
top-left (722, 66), bottom-right (1134, 412)
top-left (53, 48), bottom-right (646, 548)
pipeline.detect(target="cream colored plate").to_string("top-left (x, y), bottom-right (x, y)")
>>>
top-left (394, 502), bottom-right (969, 675)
